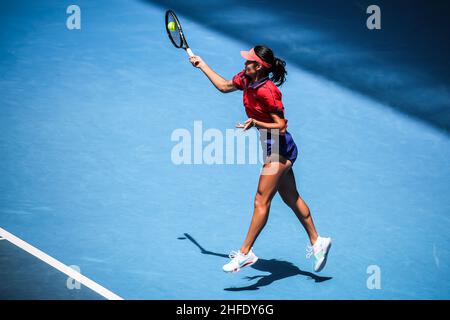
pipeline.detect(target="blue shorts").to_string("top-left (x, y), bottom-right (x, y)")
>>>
top-left (259, 130), bottom-right (298, 165)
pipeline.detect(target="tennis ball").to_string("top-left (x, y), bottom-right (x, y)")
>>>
top-left (167, 22), bottom-right (176, 31)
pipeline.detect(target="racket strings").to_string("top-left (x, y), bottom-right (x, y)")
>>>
top-left (167, 15), bottom-right (182, 48)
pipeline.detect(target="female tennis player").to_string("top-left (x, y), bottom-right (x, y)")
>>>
top-left (189, 45), bottom-right (331, 273)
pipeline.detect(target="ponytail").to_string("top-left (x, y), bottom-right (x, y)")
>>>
top-left (270, 57), bottom-right (287, 87)
top-left (254, 45), bottom-right (287, 87)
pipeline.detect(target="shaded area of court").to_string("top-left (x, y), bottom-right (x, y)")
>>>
top-left (0, 240), bottom-right (103, 300)
top-left (148, 0), bottom-right (450, 134)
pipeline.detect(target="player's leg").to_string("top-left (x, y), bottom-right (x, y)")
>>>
top-left (278, 168), bottom-right (332, 272)
top-left (277, 168), bottom-right (318, 245)
top-left (222, 157), bottom-right (292, 273)
top-left (240, 159), bottom-right (292, 254)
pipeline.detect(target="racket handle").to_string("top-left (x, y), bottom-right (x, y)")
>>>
top-left (186, 47), bottom-right (194, 57)
top-left (186, 48), bottom-right (199, 66)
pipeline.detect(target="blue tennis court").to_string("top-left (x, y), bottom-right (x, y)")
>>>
top-left (1, 0), bottom-right (449, 299)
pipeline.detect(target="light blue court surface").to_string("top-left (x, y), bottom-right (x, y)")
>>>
top-left (1, 0), bottom-right (449, 299)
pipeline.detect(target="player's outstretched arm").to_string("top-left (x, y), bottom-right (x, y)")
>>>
top-left (189, 55), bottom-right (237, 93)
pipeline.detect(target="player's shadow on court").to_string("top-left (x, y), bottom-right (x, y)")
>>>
top-left (178, 233), bottom-right (332, 291)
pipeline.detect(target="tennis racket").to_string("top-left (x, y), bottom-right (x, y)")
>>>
top-left (165, 10), bottom-right (197, 64)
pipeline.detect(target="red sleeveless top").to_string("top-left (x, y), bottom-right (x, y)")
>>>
top-left (232, 70), bottom-right (285, 123)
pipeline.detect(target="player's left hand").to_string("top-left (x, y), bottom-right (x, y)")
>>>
top-left (236, 118), bottom-right (255, 131)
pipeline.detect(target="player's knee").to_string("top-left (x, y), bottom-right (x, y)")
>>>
top-left (254, 193), bottom-right (271, 210)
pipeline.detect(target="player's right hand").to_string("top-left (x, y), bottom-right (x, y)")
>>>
top-left (189, 55), bottom-right (205, 68)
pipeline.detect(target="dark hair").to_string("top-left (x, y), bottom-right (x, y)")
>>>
top-left (254, 45), bottom-right (287, 86)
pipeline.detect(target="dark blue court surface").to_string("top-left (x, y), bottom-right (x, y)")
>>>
top-left (0, 239), bottom-right (103, 299)
top-left (0, 0), bottom-right (449, 299)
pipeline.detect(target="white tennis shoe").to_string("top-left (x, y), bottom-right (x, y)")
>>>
top-left (306, 236), bottom-right (332, 272)
top-left (223, 248), bottom-right (259, 273)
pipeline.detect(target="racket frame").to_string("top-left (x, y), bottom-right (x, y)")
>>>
top-left (165, 9), bottom-right (194, 57)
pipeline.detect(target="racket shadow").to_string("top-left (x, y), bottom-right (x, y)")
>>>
top-left (178, 233), bottom-right (332, 291)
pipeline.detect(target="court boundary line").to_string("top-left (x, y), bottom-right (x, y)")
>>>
top-left (0, 227), bottom-right (123, 300)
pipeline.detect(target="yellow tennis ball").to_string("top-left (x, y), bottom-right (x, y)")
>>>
top-left (167, 22), bottom-right (176, 31)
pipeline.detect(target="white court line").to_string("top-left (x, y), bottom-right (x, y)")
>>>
top-left (0, 227), bottom-right (123, 300)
